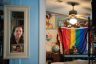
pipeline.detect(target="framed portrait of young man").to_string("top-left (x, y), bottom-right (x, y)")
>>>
top-left (4, 5), bottom-right (29, 58)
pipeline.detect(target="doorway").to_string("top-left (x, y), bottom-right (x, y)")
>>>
top-left (0, 10), bottom-right (9, 64)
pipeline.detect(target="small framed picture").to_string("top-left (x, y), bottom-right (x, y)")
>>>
top-left (4, 5), bottom-right (29, 58)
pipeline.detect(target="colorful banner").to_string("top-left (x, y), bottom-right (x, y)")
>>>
top-left (58, 27), bottom-right (88, 54)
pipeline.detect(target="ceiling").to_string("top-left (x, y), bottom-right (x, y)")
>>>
top-left (46, 0), bottom-right (92, 19)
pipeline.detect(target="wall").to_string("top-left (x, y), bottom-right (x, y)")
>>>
top-left (45, 12), bottom-right (65, 53)
top-left (4, 0), bottom-right (39, 64)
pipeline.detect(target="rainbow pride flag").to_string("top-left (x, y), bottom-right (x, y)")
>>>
top-left (58, 27), bottom-right (88, 54)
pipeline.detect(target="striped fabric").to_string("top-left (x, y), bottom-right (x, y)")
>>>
top-left (58, 27), bottom-right (88, 54)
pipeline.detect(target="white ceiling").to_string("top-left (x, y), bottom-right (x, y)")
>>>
top-left (46, 0), bottom-right (92, 19)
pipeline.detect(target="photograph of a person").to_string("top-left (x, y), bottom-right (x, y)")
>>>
top-left (15, 45), bottom-right (23, 52)
top-left (10, 25), bottom-right (24, 53)
top-left (11, 44), bottom-right (24, 52)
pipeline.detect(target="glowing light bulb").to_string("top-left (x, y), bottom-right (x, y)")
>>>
top-left (69, 18), bottom-right (77, 25)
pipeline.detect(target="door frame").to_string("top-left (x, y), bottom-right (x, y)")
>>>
top-left (39, 0), bottom-right (46, 64)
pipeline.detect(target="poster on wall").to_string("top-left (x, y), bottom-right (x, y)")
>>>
top-left (46, 13), bottom-right (56, 29)
top-left (4, 5), bottom-right (29, 58)
top-left (56, 15), bottom-right (66, 27)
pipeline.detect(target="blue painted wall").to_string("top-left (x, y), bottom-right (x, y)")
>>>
top-left (5, 0), bottom-right (39, 64)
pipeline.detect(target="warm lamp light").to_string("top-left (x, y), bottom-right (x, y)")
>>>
top-left (69, 18), bottom-right (77, 25)
top-left (67, 2), bottom-right (79, 25)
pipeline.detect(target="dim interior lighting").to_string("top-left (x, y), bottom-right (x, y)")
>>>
top-left (69, 18), bottom-right (77, 25)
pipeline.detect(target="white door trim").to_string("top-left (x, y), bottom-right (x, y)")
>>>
top-left (39, 0), bottom-right (46, 64)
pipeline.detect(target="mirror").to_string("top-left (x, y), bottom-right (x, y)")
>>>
top-left (4, 5), bottom-right (29, 58)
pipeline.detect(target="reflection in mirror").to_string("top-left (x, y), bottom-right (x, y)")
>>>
top-left (11, 11), bottom-right (24, 30)
top-left (10, 11), bottom-right (24, 53)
